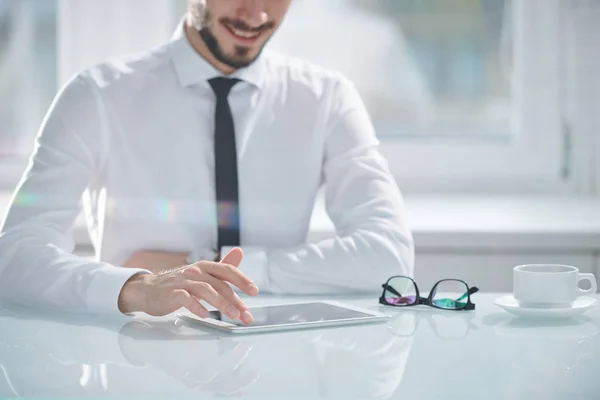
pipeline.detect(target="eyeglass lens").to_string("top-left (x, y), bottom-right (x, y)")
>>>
top-left (384, 277), bottom-right (471, 310)
top-left (431, 280), bottom-right (470, 310)
top-left (384, 277), bottom-right (417, 306)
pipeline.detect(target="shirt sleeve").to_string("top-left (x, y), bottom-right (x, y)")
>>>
top-left (224, 76), bottom-right (414, 294)
top-left (0, 73), bottom-right (149, 315)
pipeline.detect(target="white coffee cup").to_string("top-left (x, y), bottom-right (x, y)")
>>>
top-left (513, 264), bottom-right (597, 308)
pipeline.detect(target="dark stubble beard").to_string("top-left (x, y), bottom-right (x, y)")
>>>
top-left (197, 10), bottom-right (275, 69)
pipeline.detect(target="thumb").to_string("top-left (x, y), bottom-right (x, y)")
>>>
top-left (220, 247), bottom-right (244, 267)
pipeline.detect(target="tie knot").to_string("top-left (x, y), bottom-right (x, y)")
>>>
top-left (208, 77), bottom-right (240, 99)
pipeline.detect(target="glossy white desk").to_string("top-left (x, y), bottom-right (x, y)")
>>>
top-left (1, 294), bottom-right (599, 399)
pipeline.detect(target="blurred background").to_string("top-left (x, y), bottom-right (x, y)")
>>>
top-left (0, 0), bottom-right (512, 165)
top-left (0, 0), bottom-right (599, 291)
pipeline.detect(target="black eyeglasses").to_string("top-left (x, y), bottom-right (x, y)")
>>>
top-left (379, 276), bottom-right (479, 311)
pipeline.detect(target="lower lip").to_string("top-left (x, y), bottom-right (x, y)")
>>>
top-left (223, 24), bottom-right (262, 45)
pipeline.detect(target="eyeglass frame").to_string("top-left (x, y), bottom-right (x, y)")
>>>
top-left (379, 275), bottom-right (479, 311)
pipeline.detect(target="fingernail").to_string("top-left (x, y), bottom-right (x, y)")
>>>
top-left (241, 310), bottom-right (254, 324)
top-left (248, 284), bottom-right (259, 295)
top-left (227, 305), bottom-right (241, 319)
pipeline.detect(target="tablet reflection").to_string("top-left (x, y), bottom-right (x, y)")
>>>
top-left (118, 319), bottom-right (414, 398)
top-left (0, 305), bottom-right (412, 399)
top-left (118, 320), bottom-right (258, 396)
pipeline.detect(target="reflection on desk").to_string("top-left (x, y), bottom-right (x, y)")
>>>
top-left (0, 300), bottom-right (411, 399)
top-left (482, 312), bottom-right (599, 398)
top-left (1, 294), bottom-right (600, 399)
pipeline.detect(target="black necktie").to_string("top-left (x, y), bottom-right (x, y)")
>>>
top-left (209, 77), bottom-right (241, 248)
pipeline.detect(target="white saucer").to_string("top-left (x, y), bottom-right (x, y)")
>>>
top-left (494, 295), bottom-right (598, 318)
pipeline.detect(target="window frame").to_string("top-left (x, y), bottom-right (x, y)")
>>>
top-left (563, 0), bottom-right (600, 196)
top-left (380, 0), bottom-right (574, 194)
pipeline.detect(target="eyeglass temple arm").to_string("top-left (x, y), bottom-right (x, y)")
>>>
top-left (456, 287), bottom-right (479, 302)
top-left (381, 284), bottom-right (404, 298)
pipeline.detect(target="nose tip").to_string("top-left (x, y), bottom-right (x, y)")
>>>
top-left (237, 0), bottom-right (269, 27)
top-left (242, 12), bottom-right (268, 28)
top-left (255, 12), bottom-right (269, 27)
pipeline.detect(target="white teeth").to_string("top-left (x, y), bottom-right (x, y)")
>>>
top-left (231, 28), bottom-right (259, 39)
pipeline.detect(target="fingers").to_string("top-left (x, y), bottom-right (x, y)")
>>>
top-left (201, 275), bottom-right (254, 325)
top-left (220, 247), bottom-right (244, 267)
top-left (207, 262), bottom-right (259, 296)
top-left (201, 275), bottom-right (244, 309)
top-left (184, 281), bottom-right (243, 320)
top-left (174, 289), bottom-right (209, 319)
top-left (184, 262), bottom-right (258, 296)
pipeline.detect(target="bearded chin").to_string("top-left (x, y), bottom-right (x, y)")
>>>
top-left (199, 25), bottom-right (266, 69)
top-left (189, 2), bottom-right (271, 69)
top-left (198, 26), bottom-right (256, 69)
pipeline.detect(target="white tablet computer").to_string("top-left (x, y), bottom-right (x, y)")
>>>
top-left (176, 300), bottom-right (389, 334)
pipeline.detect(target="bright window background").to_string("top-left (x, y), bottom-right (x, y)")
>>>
top-left (0, 0), bottom-right (584, 195)
top-left (268, 0), bottom-right (513, 139)
top-left (0, 0), bottom-right (57, 159)
top-left (0, 0), bottom-right (512, 162)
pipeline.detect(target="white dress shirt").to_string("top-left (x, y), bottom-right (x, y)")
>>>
top-left (0, 25), bottom-right (414, 315)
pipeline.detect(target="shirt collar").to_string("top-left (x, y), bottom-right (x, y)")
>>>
top-left (169, 19), bottom-right (267, 90)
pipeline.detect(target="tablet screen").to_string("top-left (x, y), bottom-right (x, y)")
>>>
top-left (208, 302), bottom-right (374, 327)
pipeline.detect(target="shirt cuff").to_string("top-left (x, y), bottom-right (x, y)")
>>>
top-left (86, 263), bottom-right (152, 316)
top-left (221, 246), bottom-right (268, 290)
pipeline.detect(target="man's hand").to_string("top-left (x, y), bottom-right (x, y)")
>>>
top-left (118, 248), bottom-right (257, 324)
top-left (124, 251), bottom-right (189, 274)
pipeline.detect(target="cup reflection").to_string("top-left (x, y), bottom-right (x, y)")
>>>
top-left (482, 312), bottom-right (599, 397)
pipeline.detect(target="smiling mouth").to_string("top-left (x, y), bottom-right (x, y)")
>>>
top-left (222, 23), bottom-right (263, 43)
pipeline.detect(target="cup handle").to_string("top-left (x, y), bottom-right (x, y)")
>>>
top-left (578, 273), bottom-right (597, 295)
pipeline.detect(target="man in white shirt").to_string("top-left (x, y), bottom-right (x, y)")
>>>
top-left (0, 0), bottom-right (414, 324)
